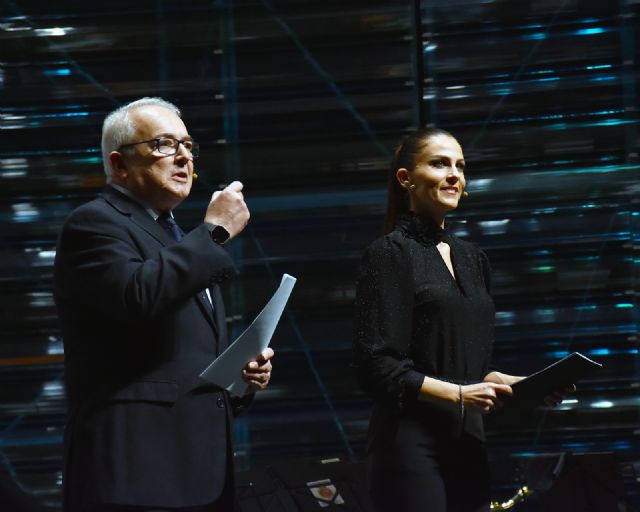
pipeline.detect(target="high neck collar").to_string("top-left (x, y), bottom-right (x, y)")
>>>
top-left (397, 212), bottom-right (449, 245)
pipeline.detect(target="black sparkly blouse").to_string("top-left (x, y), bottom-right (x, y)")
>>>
top-left (353, 213), bottom-right (495, 439)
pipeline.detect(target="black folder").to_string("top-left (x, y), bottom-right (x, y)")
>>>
top-left (505, 352), bottom-right (602, 413)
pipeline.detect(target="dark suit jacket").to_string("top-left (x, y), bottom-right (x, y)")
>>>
top-left (54, 186), bottom-right (244, 510)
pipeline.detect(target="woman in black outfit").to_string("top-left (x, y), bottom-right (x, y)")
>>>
top-left (353, 128), bottom-right (523, 512)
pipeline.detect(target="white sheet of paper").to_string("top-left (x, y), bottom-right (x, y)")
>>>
top-left (199, 273), bottom-right (297, 396)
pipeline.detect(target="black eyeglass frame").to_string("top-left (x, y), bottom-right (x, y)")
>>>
top-left (119, 137), bottom-right (200, 159)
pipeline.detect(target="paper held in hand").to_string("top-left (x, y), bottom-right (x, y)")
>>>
top-left (199, 274), bottom-right (297, 396)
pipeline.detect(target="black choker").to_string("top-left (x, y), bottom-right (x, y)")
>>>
top-left (397, 213), bottom-right (448, 244)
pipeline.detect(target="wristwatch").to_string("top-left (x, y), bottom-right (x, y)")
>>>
top-left (206, 223), bottom-right (230, 245)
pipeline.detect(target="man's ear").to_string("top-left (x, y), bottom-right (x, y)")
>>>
top-left (109, 151), bottom-right (128, 182)
top-left (396, 168), bottom-right (412, 189)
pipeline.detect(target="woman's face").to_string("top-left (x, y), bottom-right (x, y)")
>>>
top-left (397, 133), bottom-right (466, 224)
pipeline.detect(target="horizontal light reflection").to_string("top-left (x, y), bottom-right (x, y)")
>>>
top-left (591, 401), bottom-right (614, 409)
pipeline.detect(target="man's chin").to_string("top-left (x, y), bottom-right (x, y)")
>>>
top-left (169, 182), bottom-right (192, 198)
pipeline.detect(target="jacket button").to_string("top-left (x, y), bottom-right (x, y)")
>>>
top-left (216, 396), bottom-right (225, 408)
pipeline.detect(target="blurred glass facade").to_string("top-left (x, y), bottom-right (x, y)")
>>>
top-left (0, 0), bottom-right (638, 509)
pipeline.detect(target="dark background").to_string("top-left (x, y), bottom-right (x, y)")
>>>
top-left (1, 0), bottom-right (638, 509)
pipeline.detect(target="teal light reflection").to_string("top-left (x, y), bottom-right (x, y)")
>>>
top-left (531, 266), bottom-right (554, 272)
top-left (523, 33), bottom-right (547, 40)
top-left (43, 69), bottom-right (72, 76)
top-left (575, 28), bottom-right (607, 36)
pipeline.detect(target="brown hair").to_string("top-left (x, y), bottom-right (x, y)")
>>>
top-left (383, 127), bottom-right (457, 234)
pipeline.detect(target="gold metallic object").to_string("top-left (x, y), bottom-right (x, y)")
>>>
top-left (490, 486), bottom-right (533, 510)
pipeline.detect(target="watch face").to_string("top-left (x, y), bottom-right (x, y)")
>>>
top-left (211, 225), bottom-right (230, 244)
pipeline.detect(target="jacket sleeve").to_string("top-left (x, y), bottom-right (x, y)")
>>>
top-left (54, 203), bottom-right (237, 323)
top-left (352, 236), bottom-right (425, 412)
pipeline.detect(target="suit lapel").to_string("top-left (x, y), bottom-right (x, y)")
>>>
top-left (196, 291), bottom-right (218, 336)
top-left (101, 186), bottom-right (220, 333)
top-left (102, 186), bottom-right (169, 246)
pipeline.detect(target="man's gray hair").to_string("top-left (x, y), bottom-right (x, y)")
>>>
top-left (101, 97), bottom-right (181, 181)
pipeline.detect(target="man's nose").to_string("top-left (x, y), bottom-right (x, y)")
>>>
top-left (175, 142), bottom-right (192, 160)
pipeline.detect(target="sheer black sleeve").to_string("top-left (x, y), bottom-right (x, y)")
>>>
top-left (352, 236), bottom-right (424, 411)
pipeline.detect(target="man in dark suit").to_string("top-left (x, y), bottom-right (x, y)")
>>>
top-left (54, 97), bottom-right (273, 512)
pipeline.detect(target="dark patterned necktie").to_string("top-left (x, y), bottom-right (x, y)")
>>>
top-left (156, 212), bottom-right (183, 241)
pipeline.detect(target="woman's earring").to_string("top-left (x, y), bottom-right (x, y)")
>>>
top-left (409, 184), bottom-right (416, 190)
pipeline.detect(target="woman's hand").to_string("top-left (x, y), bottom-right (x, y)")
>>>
top-left (461, 382), bottom-right (513, 414)
top-left (483, 371), bottom-right (524, 386)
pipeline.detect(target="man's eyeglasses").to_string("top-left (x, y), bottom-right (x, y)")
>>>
top-left (119, 137), bottom-right (200, 159)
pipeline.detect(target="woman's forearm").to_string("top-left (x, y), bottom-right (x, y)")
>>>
top-left (419, 374), bottom-right (515, 414)
top-left (418, 376), bottom-right (460, 405)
